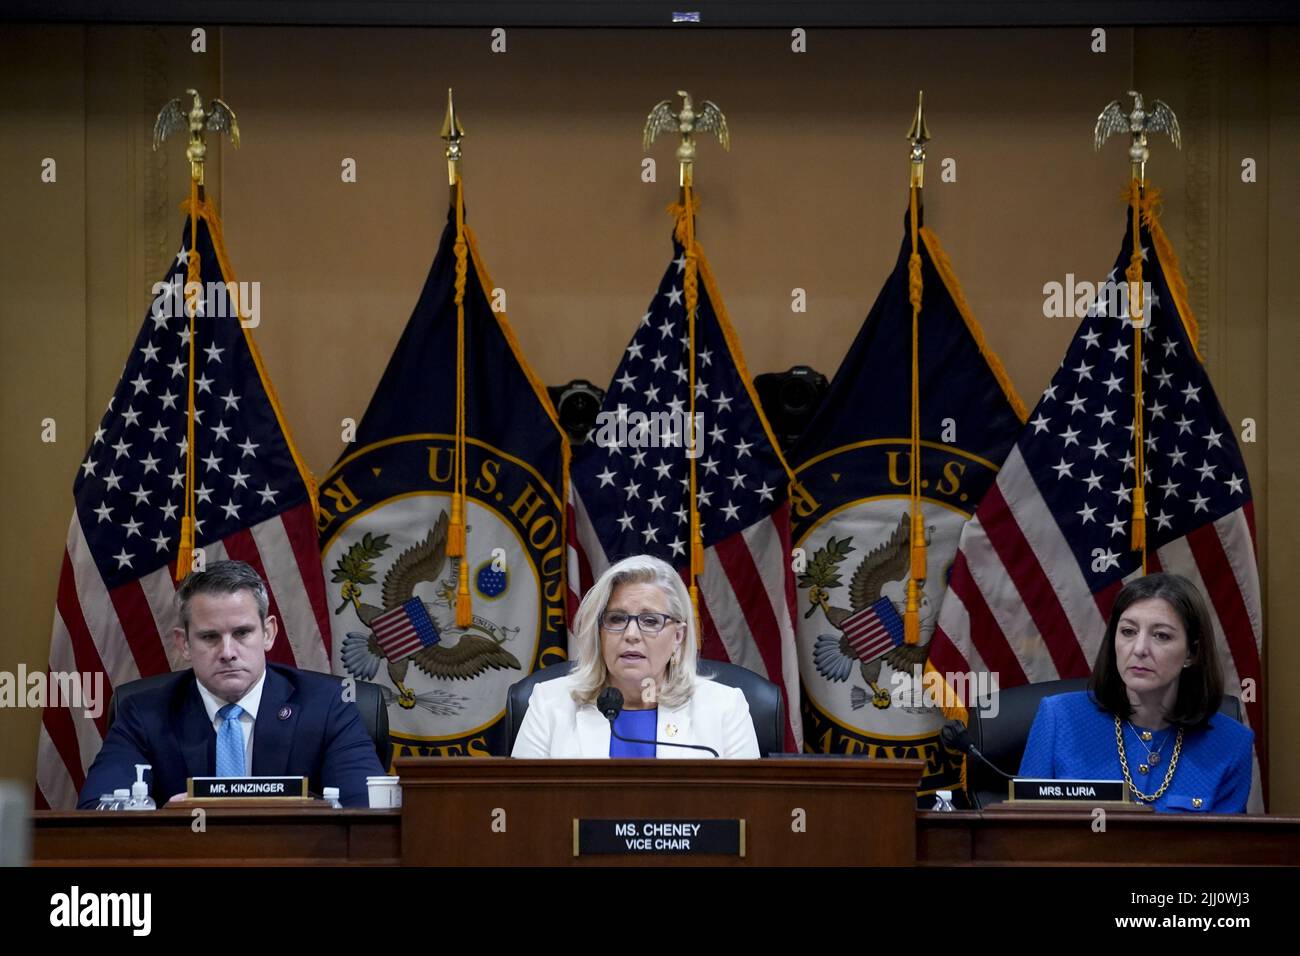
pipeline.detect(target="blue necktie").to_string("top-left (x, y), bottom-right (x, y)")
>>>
top-left (216, 703), bottom-right (245, 777)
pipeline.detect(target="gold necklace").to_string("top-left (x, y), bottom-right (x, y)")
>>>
top-left (1114, 715), bottom-right (1183, 803)
top-left (1125, 720), bottom-right (1173, 771)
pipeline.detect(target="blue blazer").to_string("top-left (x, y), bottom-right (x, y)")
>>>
top-left (77, 663), bottom-right (384, 809)
top-left (1018, 691), bottom-right (1254, 813)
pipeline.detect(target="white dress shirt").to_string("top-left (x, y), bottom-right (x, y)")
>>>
top-left (195, 670), bottom-right (266, 775)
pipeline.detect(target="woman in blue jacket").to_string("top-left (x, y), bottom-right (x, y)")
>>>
top-left (1020, 573), bottom-right (1254, 812)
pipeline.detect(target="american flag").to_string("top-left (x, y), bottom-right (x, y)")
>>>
top-left (370, 598), bottom-right (442, 663)
top-left (36, 199), bottom-right (331, 809)
top-left (841, 598), bottom-right (905, 663)
top-left (567, 207), bottom-right (802, 750)
top-left (929, 193), bottom-right (1264, 778)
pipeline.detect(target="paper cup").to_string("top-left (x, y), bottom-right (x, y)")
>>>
top-left (366, 775), bottom-right (402, 809)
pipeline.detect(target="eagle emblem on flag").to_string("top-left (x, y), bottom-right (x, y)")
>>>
top-left (332, 509), bottom-right (522, 716)
top-left (802, 514), bottom-right (935, 711)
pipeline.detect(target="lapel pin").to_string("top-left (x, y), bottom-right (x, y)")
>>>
top-left (278, 705), bottom-right (292, 720)
top-left (665, 723), bottom-right (678, 738)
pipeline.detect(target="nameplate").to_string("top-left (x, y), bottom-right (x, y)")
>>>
top-left (573, 819), bottom-right (745, 857)
top-left (1010, 778), bottom-right (1129, 803)
top-left (187, 776), bottom-right (309, 800)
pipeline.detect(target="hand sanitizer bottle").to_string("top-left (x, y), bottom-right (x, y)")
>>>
top-left (124, 764), bottom-right (156, 810)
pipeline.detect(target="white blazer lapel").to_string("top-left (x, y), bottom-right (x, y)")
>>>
top-left (576, 704), bottom-right (611, 757)
top-left (657, 700), bottom-right (699, 758)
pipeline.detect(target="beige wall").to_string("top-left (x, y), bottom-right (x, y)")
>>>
top-left (2, 23), bottom-right (1296, 809)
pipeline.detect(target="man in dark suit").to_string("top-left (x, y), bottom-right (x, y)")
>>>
top-left (77, 560), bottom-right (383, 808)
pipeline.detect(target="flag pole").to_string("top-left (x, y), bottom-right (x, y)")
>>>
top-left (152, 90), bottom-right (240, 579)
top-left (644, 91), bottom-right (729, 643)
top-left (903, 91), bottom-right (930, 645)
top-left (442, 86), bottom-right (464, 202)
top-left (442, 88), bottom-right (474, 627)
top-left (678, 97), bottom-right (704, 646)
top-left (1094, 92), bottom-right (1182, 571)
top-left (642, 89), bottom-right (733, 647)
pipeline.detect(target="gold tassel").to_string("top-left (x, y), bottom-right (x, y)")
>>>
top-left (448, 492), bottom-right (466, 558)
top-left (176, 517), bottom-right (194, 577)
top-left (911, 512), bottom-right (928, 581)
top-left (456, 556), bottom-right (473, 628)
top-left (905, 579), bottom-right (921, 646)
top-left (1131, 485), bottom-right (1147, 552)
top-left (909, 507), bottom-right (927, 641)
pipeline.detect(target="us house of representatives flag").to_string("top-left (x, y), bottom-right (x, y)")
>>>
top-left (790, 200), bottom-right (1025, 792)
top-left (567, 198), bottom-right (803, 751)
top-left (317, 190), bottom-right (569, 760)
top-left (928, 186), bottom-right (1265, 803)
top-left (37, 197), bottom-right (332, 809)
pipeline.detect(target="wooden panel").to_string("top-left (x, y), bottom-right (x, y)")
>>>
top-left (32, 808), bottom-right (401, 866)
top-left (398, 757), bottom-right (924, 866)
top-left (917, 810), bottom-right (1300, 865)
top-left (31, 802), bottom-right (1300, 866)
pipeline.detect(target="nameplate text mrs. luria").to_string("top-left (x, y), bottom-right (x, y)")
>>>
top-left (1011, 778), bottom-right (1128, 803)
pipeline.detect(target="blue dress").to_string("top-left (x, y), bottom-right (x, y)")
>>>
top-left (609, 708), bottom-right (658, 758)
top-left (1018, 692), bottom-right (1254, 812)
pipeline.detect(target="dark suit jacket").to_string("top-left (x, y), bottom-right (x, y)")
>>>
top-left (77, 663), bottom-right (384, 809)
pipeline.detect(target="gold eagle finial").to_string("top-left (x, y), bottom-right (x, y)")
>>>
top-left (153, 89), bottom-right (239, 186)
top-left (643, 90), bottom-right (729, 187)
top-left (1095, 90), bottom-right (1181, 184)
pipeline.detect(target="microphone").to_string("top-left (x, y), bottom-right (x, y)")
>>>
top-left (597, 687), bottom-right (623, 721)
top-left (597, 687), bottom-right (719, 758)
top-left (940, 720), bottom-right (1015, 781)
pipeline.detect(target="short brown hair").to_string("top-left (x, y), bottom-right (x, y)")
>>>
top-left (1088, 573), bottom-right (1225, 729)
top-left (177, 559), bottom-right (269, 632)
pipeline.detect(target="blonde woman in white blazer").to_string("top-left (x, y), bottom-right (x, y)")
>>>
top-left (512, 555), bottom-right (760, 759)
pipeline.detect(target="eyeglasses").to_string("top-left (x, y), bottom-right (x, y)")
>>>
top-left (600, 611), bottom-right (678, 634)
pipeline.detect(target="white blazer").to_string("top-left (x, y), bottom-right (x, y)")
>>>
top-left (511, 674), bottom-right (761, 759)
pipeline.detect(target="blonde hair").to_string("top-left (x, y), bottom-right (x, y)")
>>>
top-left (569, 554), bottom-right (702, 709)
